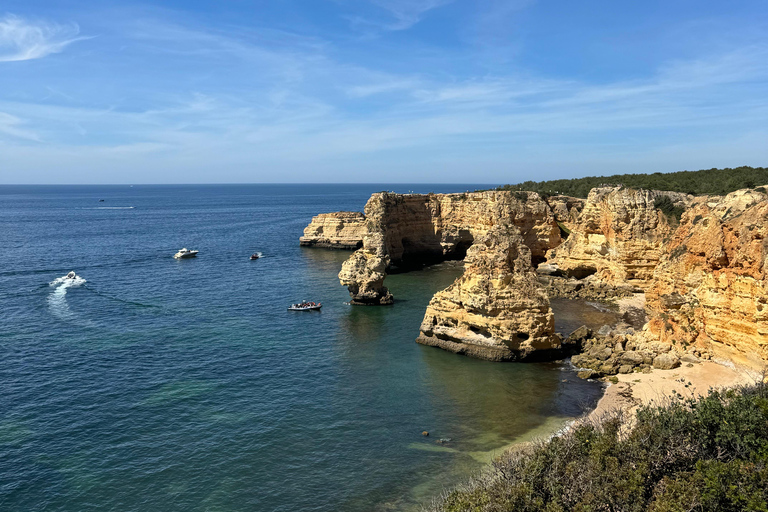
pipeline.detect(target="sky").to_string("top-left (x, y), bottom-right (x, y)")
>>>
top-left (0, 0), bottom-right (766, 184)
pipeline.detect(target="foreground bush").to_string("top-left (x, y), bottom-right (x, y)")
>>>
top-left (430, 383), bottom-right (768, 512)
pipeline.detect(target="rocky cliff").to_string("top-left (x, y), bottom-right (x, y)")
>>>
top-left (646, 188), bottom-right (768, 370)
top-left (546, 187), bottom-right (691, 289)
top-left (416, 225), bottom-right (558, 361)
top-left (338, 191), bottom-right (562, 304)
top-left (300, 212), bottom-right (366, 250)
top-left (305, 185), bottom-right (768, 369)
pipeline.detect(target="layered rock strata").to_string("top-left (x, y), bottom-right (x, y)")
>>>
top-left (300, 212), bottom-right (366, 249)
top-left (416, 225), bottom-right (558, 361)
top-left (646, 188), bottom-right (768, 370)
top-left (546, 187), bottom-right (691, 289)
top-left (338, 191), bottom-right (562, 304)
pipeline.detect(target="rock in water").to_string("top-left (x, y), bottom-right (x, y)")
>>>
top-left (416, 225), bottom-right (559, 361)
top-left (300, 211), bottom-right (366, 250)
top-left (338, 233), bottom-right (393, 305)
top-left (338, 191), bottom-right (563, 305)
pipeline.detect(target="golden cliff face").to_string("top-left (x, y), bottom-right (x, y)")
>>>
top-left (307, 185), bottom-right (768, 367)
top-left (417, 225), bottom-right (558, 361)
top-left (300, 212), bottom-right (366, 250)
top-left (338, 190), bottom-right (562, 304)
top-left (547, 187), bottom-right (691, 289)
top-left (646, 189), bottom-right (768, 369)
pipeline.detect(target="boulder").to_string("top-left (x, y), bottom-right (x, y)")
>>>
top-left (653, 353), bottom-right (681, 370)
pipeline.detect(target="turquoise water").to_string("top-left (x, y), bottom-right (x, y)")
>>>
top-left (0, 185), bottom-right (602, 511)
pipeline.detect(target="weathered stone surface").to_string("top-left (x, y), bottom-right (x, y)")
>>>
top-left (652, 353), bottom-right (681, 370)
top-left (569, 325), bottom-right (592, 342)
top-left (338, 233), bottom-right (393, 305)
top-left (416, 225), bottom-right (558, 361)
top-left (646, 188), bottom-right (768, 370)
top-left (300, 211), bottom-right (366, 249)
top-left (339, 191), bottom-right (562, 304)
top-left (621, 351), bottom-right (645, 365)
top-left (547, 187), bottom-right (691, 289)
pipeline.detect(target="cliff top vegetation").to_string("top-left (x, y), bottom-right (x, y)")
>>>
top-left (497, 166), bottom-right (768, 198)
top-left (430, 381), bottom-right (768, 512)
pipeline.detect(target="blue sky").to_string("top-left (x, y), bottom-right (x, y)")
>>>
top-left (1, 0), bottom-right (766, 184)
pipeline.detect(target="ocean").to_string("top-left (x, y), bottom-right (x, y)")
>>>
top-left (0, 184), bottom-right (604, 511)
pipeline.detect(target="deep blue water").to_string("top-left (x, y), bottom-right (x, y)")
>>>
top-left (0, 184), bottom-right (603, 511)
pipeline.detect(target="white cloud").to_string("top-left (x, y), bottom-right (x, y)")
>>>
top-left (0, 14), bottom-right (87, 62)
top-left (0, 111), bottom-right (39, 141)
top-left (372, 0), bottom-right (454, 30)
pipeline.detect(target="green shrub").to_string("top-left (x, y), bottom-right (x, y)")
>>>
top-left (430, 383), bottom-right (768, 512)
top-left (654, 196), bottom-right (684, 223)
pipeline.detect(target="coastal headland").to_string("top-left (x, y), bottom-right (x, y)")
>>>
top-left (302, 184), bottom-right (768, 375)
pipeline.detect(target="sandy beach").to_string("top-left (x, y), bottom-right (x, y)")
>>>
top-left (585, 360), bottom-right (762, 424)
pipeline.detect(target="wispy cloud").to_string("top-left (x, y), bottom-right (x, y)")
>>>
top-left (1, 7), bottom-right (766, 183)
top-left (346, 0), bottom-right (454, 32)
top-left (372, 0), bottom-right (454, 30)
top-left (0, 14), bottom-right (88, 62)
top-left (0, 111), bottom-right (39, 141)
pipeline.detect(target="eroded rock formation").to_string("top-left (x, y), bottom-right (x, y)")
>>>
top-left (300, 212), bottom-right (366, 250)
top-left (338, 191), bottom-right (562, 304)
top-left (303, 185), bottom-right (768, 369)
top-left (546, 187), bottom-right (691, 289)
top-left (416, 225), bottom-right (558, 361)
top-left (646, 188), bottom-right (768, 370)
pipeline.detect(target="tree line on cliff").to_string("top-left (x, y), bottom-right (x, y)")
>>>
top-left (497, 166), bottom-right (768, 198)
top-left (430, 382), bottom-right (768, 512)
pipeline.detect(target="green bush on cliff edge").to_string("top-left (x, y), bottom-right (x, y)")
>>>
top-left (431, 383), bottom-right (768, 512)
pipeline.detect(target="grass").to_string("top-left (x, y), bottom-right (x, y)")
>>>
top-left (427, 382), bottom-right (768, 512)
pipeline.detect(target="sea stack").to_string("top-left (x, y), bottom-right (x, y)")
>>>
top-left (416, 225), bottom-right (558, 361)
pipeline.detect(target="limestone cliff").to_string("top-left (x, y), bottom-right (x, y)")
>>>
top-left (545, 195), bottom-right (584, 231)
top-left (416, 225), bottom-right (558, 361)
top-left (338, 191), bottom-right (562, 304)
top-left (646, 188), bottom-right (768, 370)
top-left (546, 187), bottom-right (691, 289)
top-left (300, 212), bottom-right (366, 250)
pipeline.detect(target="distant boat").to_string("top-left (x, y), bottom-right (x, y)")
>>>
top-left (250, 252), bottom-right (262, 260)
top-left (66, 271), bottom-right (77, 279)
top-left (288, 301), bottom-right (322, 311)
top-left (174, 248), bottom-right (199, 259)
top-left (98, 199), bottom-right (105, 202)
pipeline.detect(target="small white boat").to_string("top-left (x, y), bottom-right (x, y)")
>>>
top-left (66, 271), bottom-right (77, 279)
top-left (174, 248), bottom-right (199, 259)
top-left (288, 301), bottom-right (322, 311)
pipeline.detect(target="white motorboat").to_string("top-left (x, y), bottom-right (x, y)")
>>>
top-left (174, 248), bottom-right (199, 259)
top-left (288, 301), bottom-right (322, 311)
top-left (66, 271), bottom-right (77, 279)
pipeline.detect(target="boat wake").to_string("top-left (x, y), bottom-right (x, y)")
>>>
top-left (48, 273), bottom-right (87, 320)
top-left (81, 207), bottom-right (135, 210)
